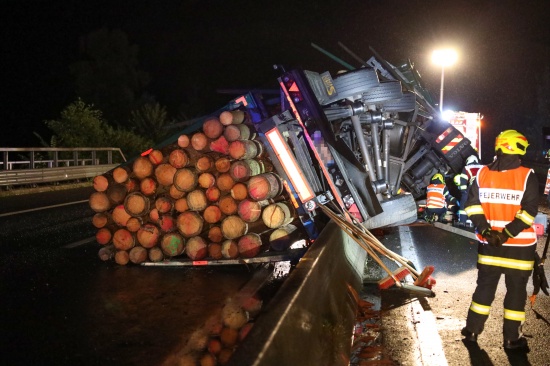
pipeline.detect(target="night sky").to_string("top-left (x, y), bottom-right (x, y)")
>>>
top-left (2, 1), bottom-right (549, 162)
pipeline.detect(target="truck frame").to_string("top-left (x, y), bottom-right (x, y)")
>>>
top-left (202, 49), bottom-right (477, 238)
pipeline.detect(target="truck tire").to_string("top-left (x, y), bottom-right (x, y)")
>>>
top-left (328, 68), bottom-right (379, 103)
top-left (361, 81), bottom-right (403, 104)
top-left (362, 194), bottom-right (417, 229)
top-left (380, 91), bottom-right (416, 112)
top-left (388, 123), bottom-right (409, 158)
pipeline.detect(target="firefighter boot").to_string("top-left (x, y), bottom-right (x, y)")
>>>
top-left (424, 213), bottom-right (436, 224)
top-left (503, 337), bottom-right (528, 350)
top-left (461, 327), bottom-right (478, 342)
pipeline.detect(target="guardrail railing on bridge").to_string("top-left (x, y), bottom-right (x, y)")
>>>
top-left (0, 147), bottom-right (126, 188)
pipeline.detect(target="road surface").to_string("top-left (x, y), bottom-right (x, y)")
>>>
top-left (2, 187), bottom-right (549, 365)
top-left (379, 214), bottom-right (550, 366)
top-left (0, 187), bottom-right (263, 366)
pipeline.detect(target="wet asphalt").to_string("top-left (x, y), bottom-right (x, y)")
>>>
top-left (0, 187), bottom-right (254, 366)
top-left (2, 187), bottom-right (550, 365)
top-left (377, 212), bottom-right (550, 366)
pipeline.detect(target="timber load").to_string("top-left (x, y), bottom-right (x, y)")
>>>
top-left (89, 111), bottom-right (309, 266)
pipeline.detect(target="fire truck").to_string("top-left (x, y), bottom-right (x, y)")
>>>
top-left (193, 49), bottom-right (478, 238)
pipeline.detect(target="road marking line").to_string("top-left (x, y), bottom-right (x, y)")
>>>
top-left (433, 222), bottom-right (478, 240)
top-left (0, 200), bottom-right (89, 217)
top-left (399, 225), bottom-right (421, 282)
top-left (410, 300), bottom-right (449, 365)
top-left (399, 226), bottom-right (449, 366)
top-left (64, 236), bottom-right (96, 248)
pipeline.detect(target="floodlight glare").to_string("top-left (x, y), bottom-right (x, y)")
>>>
top-left (432, 49), bottom-right (458, 67)
top-left (442, 110), bottom-right (455, 121)
top-left (432, 48), bottom-right (458, 112)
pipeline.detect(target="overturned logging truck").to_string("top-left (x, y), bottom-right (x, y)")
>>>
top-left (88, 47), bottom-right (477, 365)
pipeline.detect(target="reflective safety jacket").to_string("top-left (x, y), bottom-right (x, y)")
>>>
top-left (426, 184), bottom-right (446, 208)
top-left (465, 158), bottom-right (538, 275)
top-left (471, 166), bottom-right (537, 246)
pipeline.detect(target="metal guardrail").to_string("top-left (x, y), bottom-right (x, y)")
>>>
top-left (0, 164), bottom-right (121, 187)
top-left (227, 220), bottom-right (365, 366)
top-left (0, 148), bottom-right (126, 188)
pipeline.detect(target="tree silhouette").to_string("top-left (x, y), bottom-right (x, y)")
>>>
top-left (70, 28), bottom-right (150, 129)
top-left (44, 99), bottom-right (153, 157)
top-left (129, 101), bottom-right (171, 142)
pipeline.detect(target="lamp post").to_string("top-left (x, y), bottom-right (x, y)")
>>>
top-left (432, 49), bottom-right (458, 112)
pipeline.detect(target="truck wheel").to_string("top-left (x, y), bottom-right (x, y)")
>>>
top-left (362, 194), bottom-right (417, 229)
top-left (328, 68), bottom-right (379, 103)
top-left (380, 91), bottom-right (416, 112)
top-left (388, 123), bottom-right (409, 158)
top-left (361, 81), bottom-right (403, 104)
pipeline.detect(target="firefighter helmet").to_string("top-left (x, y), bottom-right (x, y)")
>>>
top-left (465, 155), bottom-right (479, 165)
top-left (495, 130), bottom-right (529, 155)
top-left (431, 173), bottom-right (445, 184)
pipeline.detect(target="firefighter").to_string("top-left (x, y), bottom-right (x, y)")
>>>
top-left (456, 154), bottom-right (484, 225)
top-left (424, 173), bottom-right (457, 223)
top-left (461, 130), bottom-right (538, 350)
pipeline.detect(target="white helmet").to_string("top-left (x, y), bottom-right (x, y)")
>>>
top-left (465, 155), bottom-right (479, 165)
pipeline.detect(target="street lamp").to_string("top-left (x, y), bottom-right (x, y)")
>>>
top-left (432, 49), bottom-right (458, 112)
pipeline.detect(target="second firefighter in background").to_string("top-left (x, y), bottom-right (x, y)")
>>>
top-left (425, 173), bottom-right (458, 223)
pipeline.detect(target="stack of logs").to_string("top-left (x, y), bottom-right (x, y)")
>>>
top-left (89, 109), bottom-right (303, 265)
top-left (167, 295), bottom-right (263, 365)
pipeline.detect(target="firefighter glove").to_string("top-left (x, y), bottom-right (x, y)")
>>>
top-left (494, 230), bottom-right (509, 245)
top-left (481, 228), bottom-right (497, 246)
top-left (482, 229), bottom-right (507, 247)
top-left (533, 253), bottom-right (549, 296)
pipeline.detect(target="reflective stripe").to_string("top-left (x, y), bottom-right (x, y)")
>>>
top-left (427, 184), bottom-right (446, 208)
top-left (441, 136), bottom-right (464, 154)
top-left (436, 128), bottom-right (451, 143)
top-left (488, 220), bottom-right (511, 227)
top-left (470, 301), bottom-right (490, 315)
top-left (467, 166), bottom-right (536, 245)
top-left (512, 232), bottom-right (537, 240)
top-left (504, 308), bottom-right (525, 322)
top-left (487, 220), bottom-right (538, 240)
top-left (465, 205), bottom-right (484, 216)
top-left (478, 187), bottom-right (524, 204)
top-left (453, 175), bottom-right (463, 187)
top-left (478, 254), bottom-right (534, 271)
top-left (516, 210), bottom-right (534, 225)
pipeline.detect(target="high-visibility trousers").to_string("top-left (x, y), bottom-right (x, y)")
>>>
top-left (465, 268), bottom-right (529, 341)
